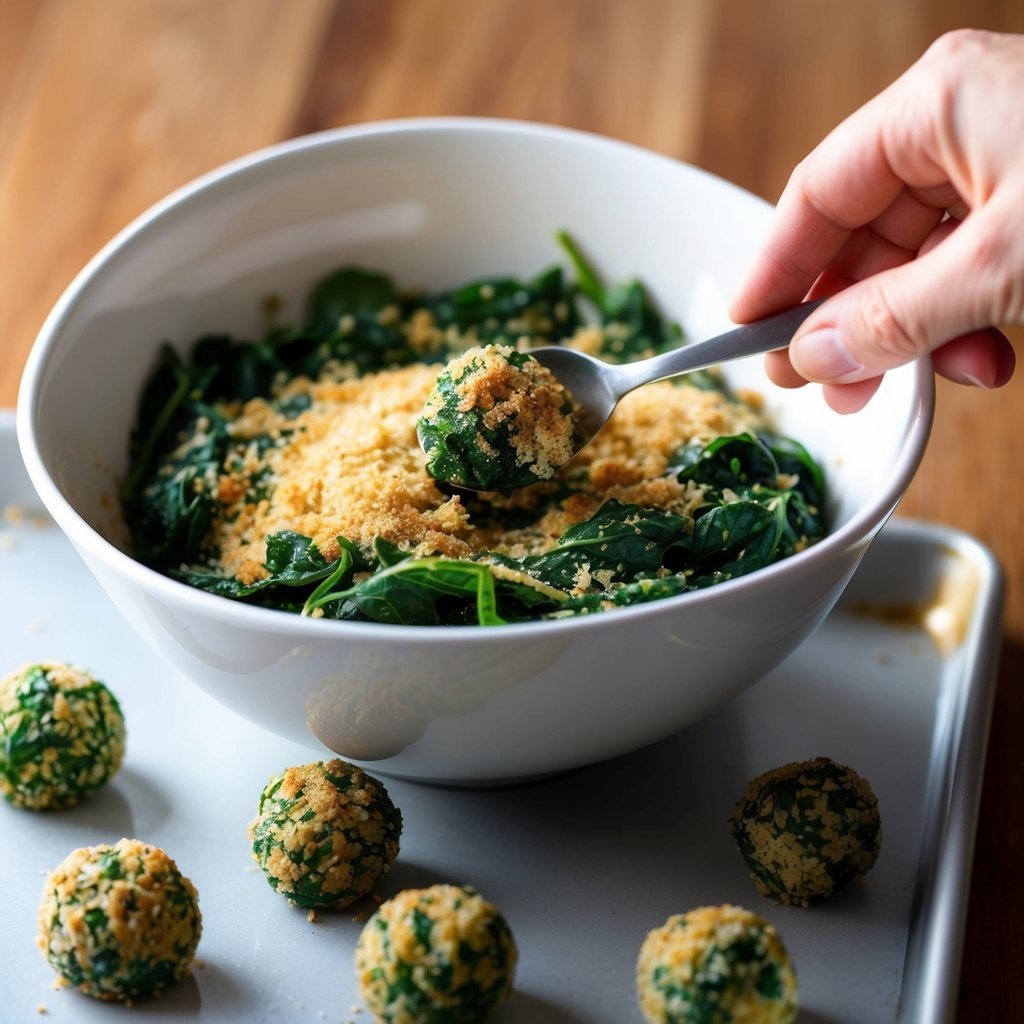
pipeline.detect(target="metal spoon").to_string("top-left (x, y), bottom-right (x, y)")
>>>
top-left (531, 298), bottom-right (825, 459)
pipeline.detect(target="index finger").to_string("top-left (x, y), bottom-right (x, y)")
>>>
top-left (729, 65), bottom-right (946, 323)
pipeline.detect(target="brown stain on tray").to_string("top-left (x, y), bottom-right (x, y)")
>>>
top-left (851, 544), bottom-right (981, 658)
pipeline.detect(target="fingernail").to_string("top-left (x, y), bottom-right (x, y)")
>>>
top-left (951, 371), bottom-right (993, 390)
top-left (792, 328), bottom-right (863, 382)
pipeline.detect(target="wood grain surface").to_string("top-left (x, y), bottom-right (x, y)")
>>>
top-left (1, 2), bottom-right (1021, 1018)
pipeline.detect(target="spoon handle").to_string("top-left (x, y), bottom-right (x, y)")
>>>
top-left (616, 298), bottom-right (827, 394)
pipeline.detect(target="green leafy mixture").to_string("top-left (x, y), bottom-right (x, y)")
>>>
top-left (637, 905), bottom-right (798, 1024)
top-left (355, 884), bottom-right (517, 1023)
top-left (0, 662), bottom-right (125, 810)
top-left (249, 759), bottom-right (403, 909)
top-left (729, 757), bottom-right (881, 906)
top-left (417, 344), bottom-right (579, 493)
top-left (38, 838), bottom-right (201, 1002)
top-left (123, 234), bottom-right (827, 627)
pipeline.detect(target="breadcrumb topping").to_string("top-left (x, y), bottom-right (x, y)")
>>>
top-left (636, 904), bottom-right (798, 1024)
top-left (437, 343), bottom-right (577, 480)
top-left (356, 884), bottom-right (516, 1022)
top-left (0, 662), bottom-right (125, 810)
top-left (729, 757), bottom-right (881, 906)
top-left (187, 328), bottom-right (761, 590)
top-left (37, 838), bottom-right (201, 1002)
top-left (249, 759), bottom-right (402, 910)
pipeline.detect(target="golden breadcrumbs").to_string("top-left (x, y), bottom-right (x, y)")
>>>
top-left (637, 904), bottom-right (797, 1024)
top-left (192, 337), bottom-right (760, 589)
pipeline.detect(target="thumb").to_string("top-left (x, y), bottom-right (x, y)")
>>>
top-left (787, 210), bottom-right (1014, 383)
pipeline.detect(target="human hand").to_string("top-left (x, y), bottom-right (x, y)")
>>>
top-left (730, 29), bottom-right (1021, 413)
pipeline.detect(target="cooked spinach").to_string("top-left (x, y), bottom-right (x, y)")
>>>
top-left (517, 500), bottom-right (690, 591)
top-left (674, 431), bottom-right (826, 564)
top-left (687, 501), bottom-right (783, 586)
top-left (123, 361), bottom-right (229, 571)
top-left (420, 264), bottom-right (582, 342)
top-left (298, 542), bottom-right (568, 626)
top-left (309, 267), bottom-right (399, 328)
top-left (123, 236), bottom-right (828, 626)
top-left (174, 531), bottom-right (349, 599)
top-left (417, 346), bottom-right (576, 493)
top-left (555, 230), bottom-right (682, 361)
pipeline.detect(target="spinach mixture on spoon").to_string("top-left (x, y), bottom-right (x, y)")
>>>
top-left (123, 234), bottom-right (826, 626)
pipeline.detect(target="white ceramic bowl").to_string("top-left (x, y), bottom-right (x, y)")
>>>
top-left (17, 118), bottom-right (933, 784)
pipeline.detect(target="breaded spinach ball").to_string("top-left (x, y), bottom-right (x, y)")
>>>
top-left (0, 661), bottom-right (125, 810)
top-left (417, 343), bottom-right (577, 492)
top-left (356, 884), bottom-right (517, 1023)
top-left (729, 756), bottom-right (882, 906)
top-left (250, 758), bottom-right (402, 909)
top-left (636, 904), bottom-right (798, 1024)
top-left (38, 837), bottom-right (201, 1002)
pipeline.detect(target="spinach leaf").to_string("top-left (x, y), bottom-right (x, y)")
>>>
top-left (418, 347), bottom-right (571, 493)
top-left (372, 536), bottom-right (413, 568)
top-left (421, 264), bottom-right (582, 344)
top-left (340, 558), bottom-right (508, 626)
top-left (298, 268), bottom-right (427, 378)
top-left (520, 500), bottom-right (690, 590)
top-left (307, 546), bottom-right (566, 625)
top-left (124, 333), bottom-right (314, 533)
top-left (172, 531), bottom-right (345, 598)
top-left (558, 572), bottom-right (693, 615)
top-left (309, 268), bottom-right (398, 331)
top-left (760, 431), bottom-right (826, 509)
top-left (172, 566), bottom-right (268, 599)
top-left (673, 433), bottom-right (780, 491)
top-left (189, 334), bottom-right (284, 403)
top-left (126, 410), bottom-right (227, 569)
top-left (767, 489), bottom-right (826, 559)
top-left (491, 573), bottom-right (568, 619)
top-left (124, 344), bottom-right (219, 501)
top-left (302, 541), bottom-right (358, 615)
top-left (556, 230), bottom-right (681, 361)
top-left (687, 501), bottom-right (783, 586)
top-left (673, 431), bottom-right (827, 564)
top-left (263, 531), bottom-right (341, 583)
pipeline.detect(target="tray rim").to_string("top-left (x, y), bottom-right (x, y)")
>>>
top-left (875, 516), bottom-right (1004, 1023)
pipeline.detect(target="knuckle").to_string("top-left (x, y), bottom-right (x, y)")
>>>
top-left (910, 40), bottom-right (964, 135)
top-left (917, 30), bottom-right (986, 121)
top-left (790, 153), bottom-right (815, 187)
top-left (925, 28), bottom-right (986, 62)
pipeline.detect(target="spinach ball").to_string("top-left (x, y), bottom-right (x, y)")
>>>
top-left (636, 904), bottom-right (798, 1024)
top-left (249, 758), bottom-right (402, 909)
top-left (0, 662), bottom-right (125, 810)
top-left (38, 838), bottom-right (201, 1002)
top-left (356, 884), bottom-right (517, 1023)
top-left (417, 343), bottom-right (577, 491)
top-left (729, 756), bottom-right (882, 905)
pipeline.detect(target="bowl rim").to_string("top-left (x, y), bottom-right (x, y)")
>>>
top-left (15, 115), bottom-right (936, 643)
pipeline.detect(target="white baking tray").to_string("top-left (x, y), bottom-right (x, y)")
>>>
top-left (0, 410), bottom-right (1002, 1023)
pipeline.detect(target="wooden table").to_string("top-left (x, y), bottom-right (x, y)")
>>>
top-left (2, 2), bottom-right (1021, 1018)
